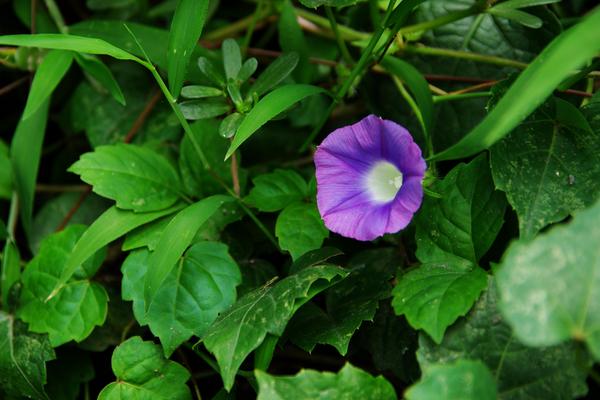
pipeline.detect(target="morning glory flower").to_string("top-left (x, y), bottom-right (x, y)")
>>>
top-left (314, 115), bottom-right (426, 241)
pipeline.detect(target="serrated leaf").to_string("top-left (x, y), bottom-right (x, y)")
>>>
top-left (144, 195), bottom-right (233, 308)
top-left (392, 263), bottom-right (487, 343)
top-left (496, 197), bottom-right (600, 360)
top-left (491, 96), bottom-right (600, 239)
top-left (249, 52), bottom-right (299, 97)
top-left (0, 312), bottom-right (55, 400)
top-left (122, 242), bottom-right (241, 356)
top-left (201, 264), bottom-right (348, 390)
top-left (406, 359), bottom-right (497, 400)
top-left (74, 53), bottom-right (125, 105)
top-left (245, 169), bottom-right (308, 212)
top-left (287, 248), bottom-right (398, 354)
top-left (276, 202), bottom-right (329, 260)
top-left (226, 84), bottom-right (325, 159)
top-left (98, 336), bottom-right (191, 400)
top-left (415, 154), bottom-right (506, 267)
top-left (69, 143), bottom-right (183, 211)
top-left (167, 0), bottom-right (209, 98)
top-left (18, 225), bottom-right (108, 346)
top-left (418, 279), bottom-right (589, 400)
top-left (432, 6), bottom-right (600, 160)
top-left (256, 363), bottom-right (396, 400)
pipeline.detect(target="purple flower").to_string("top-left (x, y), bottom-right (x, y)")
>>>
top-left (314, 115), bottom-right (426, 241)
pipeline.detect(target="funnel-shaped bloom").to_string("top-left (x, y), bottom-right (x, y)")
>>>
top-left (314, 115), bottom-right (426, 241)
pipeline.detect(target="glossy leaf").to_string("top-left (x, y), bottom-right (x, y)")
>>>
top-left (167, 0), bottom-right (209, 98)
top-left (144, 195), bottom-right (233, 308)
top-left (222, 38), bottom-right (242, 80)
top-left (415, 155), bottom-right (506, 267)
top-left (201, 265), bottom-right (348, 390)
top-left (53, 204), bottom-right (183, 295)
top-left (496, 197), bottom-right (600, 359)
top-left (69, 143), bottom-right (183, 212)
top-left (487, 8), bottom-right (543, 29)
top-left (10, 98), bottom-right (50, 242)
top-left (0, 312), bottom-right (55, 400)
top-left (406, 359), bottom-right (497, 400)
top-left (491, 96), bottom-right (600, 239)
top-left (98, 336), bottom-right (191, 400)
top-left (74, 53), bottom-right (125, 105)
top-left (0, 34), bottom-right (141, 62)
top-left (256, 364), bottom-right (396, 400)
top-left (226, 84), bottom-right (324, 159)
top-left (23, 50), bottom-right (73, 120)
top-left (432, 7), bottom-right (600, 160)
top-left (18, 225), bottom-right (108, 346)
top-left (276, 202), bottom-right (329, 260)
top-left (179, 98), bottom-right (231, 120)
top-left (245, 169), bottom-right (308, 212)
top-left (418, 279), bottom-right (589, 400)
top-left (181, 85), bottom-right (223, 99)
top-left (122, 243), bottom-right (241, 356)
top-left (392, 263), bottom-right (488, 343)
top-left (237, 58), bottom-right (258, 83)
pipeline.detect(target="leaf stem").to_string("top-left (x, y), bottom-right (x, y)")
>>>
top-left (325, 6), bottom-right (354, 64)
top-left (298, 0), bottom-right (399, 152)
top-left (401, 44), bottom-right (528, 69)
top-left (43, 0), bottom-right (68, 34)
top-left (433, 91), bottom-right (491, 103)
top-left (7, 192), bottom-right (19, 242)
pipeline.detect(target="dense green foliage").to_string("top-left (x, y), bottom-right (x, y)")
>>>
top-left (1, 0), bottom-right (599, 398)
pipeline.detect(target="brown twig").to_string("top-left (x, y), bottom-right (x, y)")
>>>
top-left (0, 76), bottom-right (29, 97)
top-left (230, 151), bottom-right (241, 197)
top-left (54, 186), bottom-right (92, 232)
top-left (124, 89), bottom-right (162, 143)
top-left (447, 80), bottom-right (498, 95)
top-left (36, 184), bottom-right (90, 193)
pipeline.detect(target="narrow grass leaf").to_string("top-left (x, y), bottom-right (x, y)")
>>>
top-left (74, 53), bottom-right (125, 105)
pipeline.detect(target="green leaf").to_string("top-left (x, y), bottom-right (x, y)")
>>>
top-left (381, 56), bottom-right (433, 137)
top-left (144, 195), bottom-right (233, 308)
top-left (53, 204), bottom-right (183, 296)
top-left (415, 155), bottom-right (506, 267)
top-left (0, 312), bottom-right (55, 400)
top-left (249, 52), bottom-right (299, 97)
top-left (0, 34), bottom-right (142, 62)
top-left (1, 241), bottom-right (21, 308)
top-left (98, 336), bottom-right (191, 400)
top-left (11, 98), bottom-right (50, 243)
top-left (197, 56), bottom-right (225, 86)
top-left (122, 242), bottom-right (241, 356)
top-left (237, 58), bottom-right (258, 83)
top-left (278, 0), bottom-right (313, 83)
top-left (492, 0), bottom-right (561, 10)
top-left (287, 248), bottom-right (398, 354)
top-left (298, 0), bottom-right (366, 7)
top-left (487, 8), bottom-right (543, 29)
top-left (432, 7), bottom-right (600, 160)
top-left (491, 96), bottom-right (600, 239)
top-left (226, 84), bottom-right (324, 159)
top-left (181, 85), bottom-right (223, 99)
top-left (406, 359), bottom-right (497, 400)
top-left (219, 112), bottom-right (244, 139)
top-left (245, 169), bottom-right (308, 212)
top-left (69, 143), bottom-right (183, 212)
top-left (18, 225), bottom-right (108, 346)
top-left (256, 363), bottom-right (396, 400)
top-left (0, 141), bottom-right (12, 199)
top-left (167, 0), bottom-right (209, 98)
top-left (23, 50), bottom-right (73, 120)
top-left (276, 202), bottom-right (329, 260)
top-left (288, 246), bottom-right (343, 274)
top-left (201, 264), bottom-right (348, 390)
top-left (418, 278), bottom-right (589, 400)
top-left (496, 197), bottom-right (600, 360)
top-left (179, 98), bottom-right (231, 120)
top-left (392, 263), bottom-right (487, 343)
top-left (74, 53), bottom-right (125, 105)
top-left (222, 38), bottom-right (242, 80)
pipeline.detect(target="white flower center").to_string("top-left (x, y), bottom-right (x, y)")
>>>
top-left (365, 161), bottom-right (403, 203)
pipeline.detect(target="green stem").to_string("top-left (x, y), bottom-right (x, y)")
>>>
top-left (325, 6), bottom-right (354, 64)
top-left (398, 7), bottom-right (478, 36)
top-left (299, 0), bottom-right (399, 152)
top-left (205, 13), bottom-right (268, 41)
top-left (43, 0), bottom-right (68, 33)
top-left (242, 0), bottom-right (266, 54)
top-left (254, 334), bottom-right (278, 371)
top-left (433, 91), bottom-right (491, 103)
top-left (402, 44), bottom-right (527, 69)
top-left (7, 192), bottom-right (19, 242)
top-left (294, 7), bottom-right (368, 41)
top-left (392, 76), bottom-right (429, 151)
